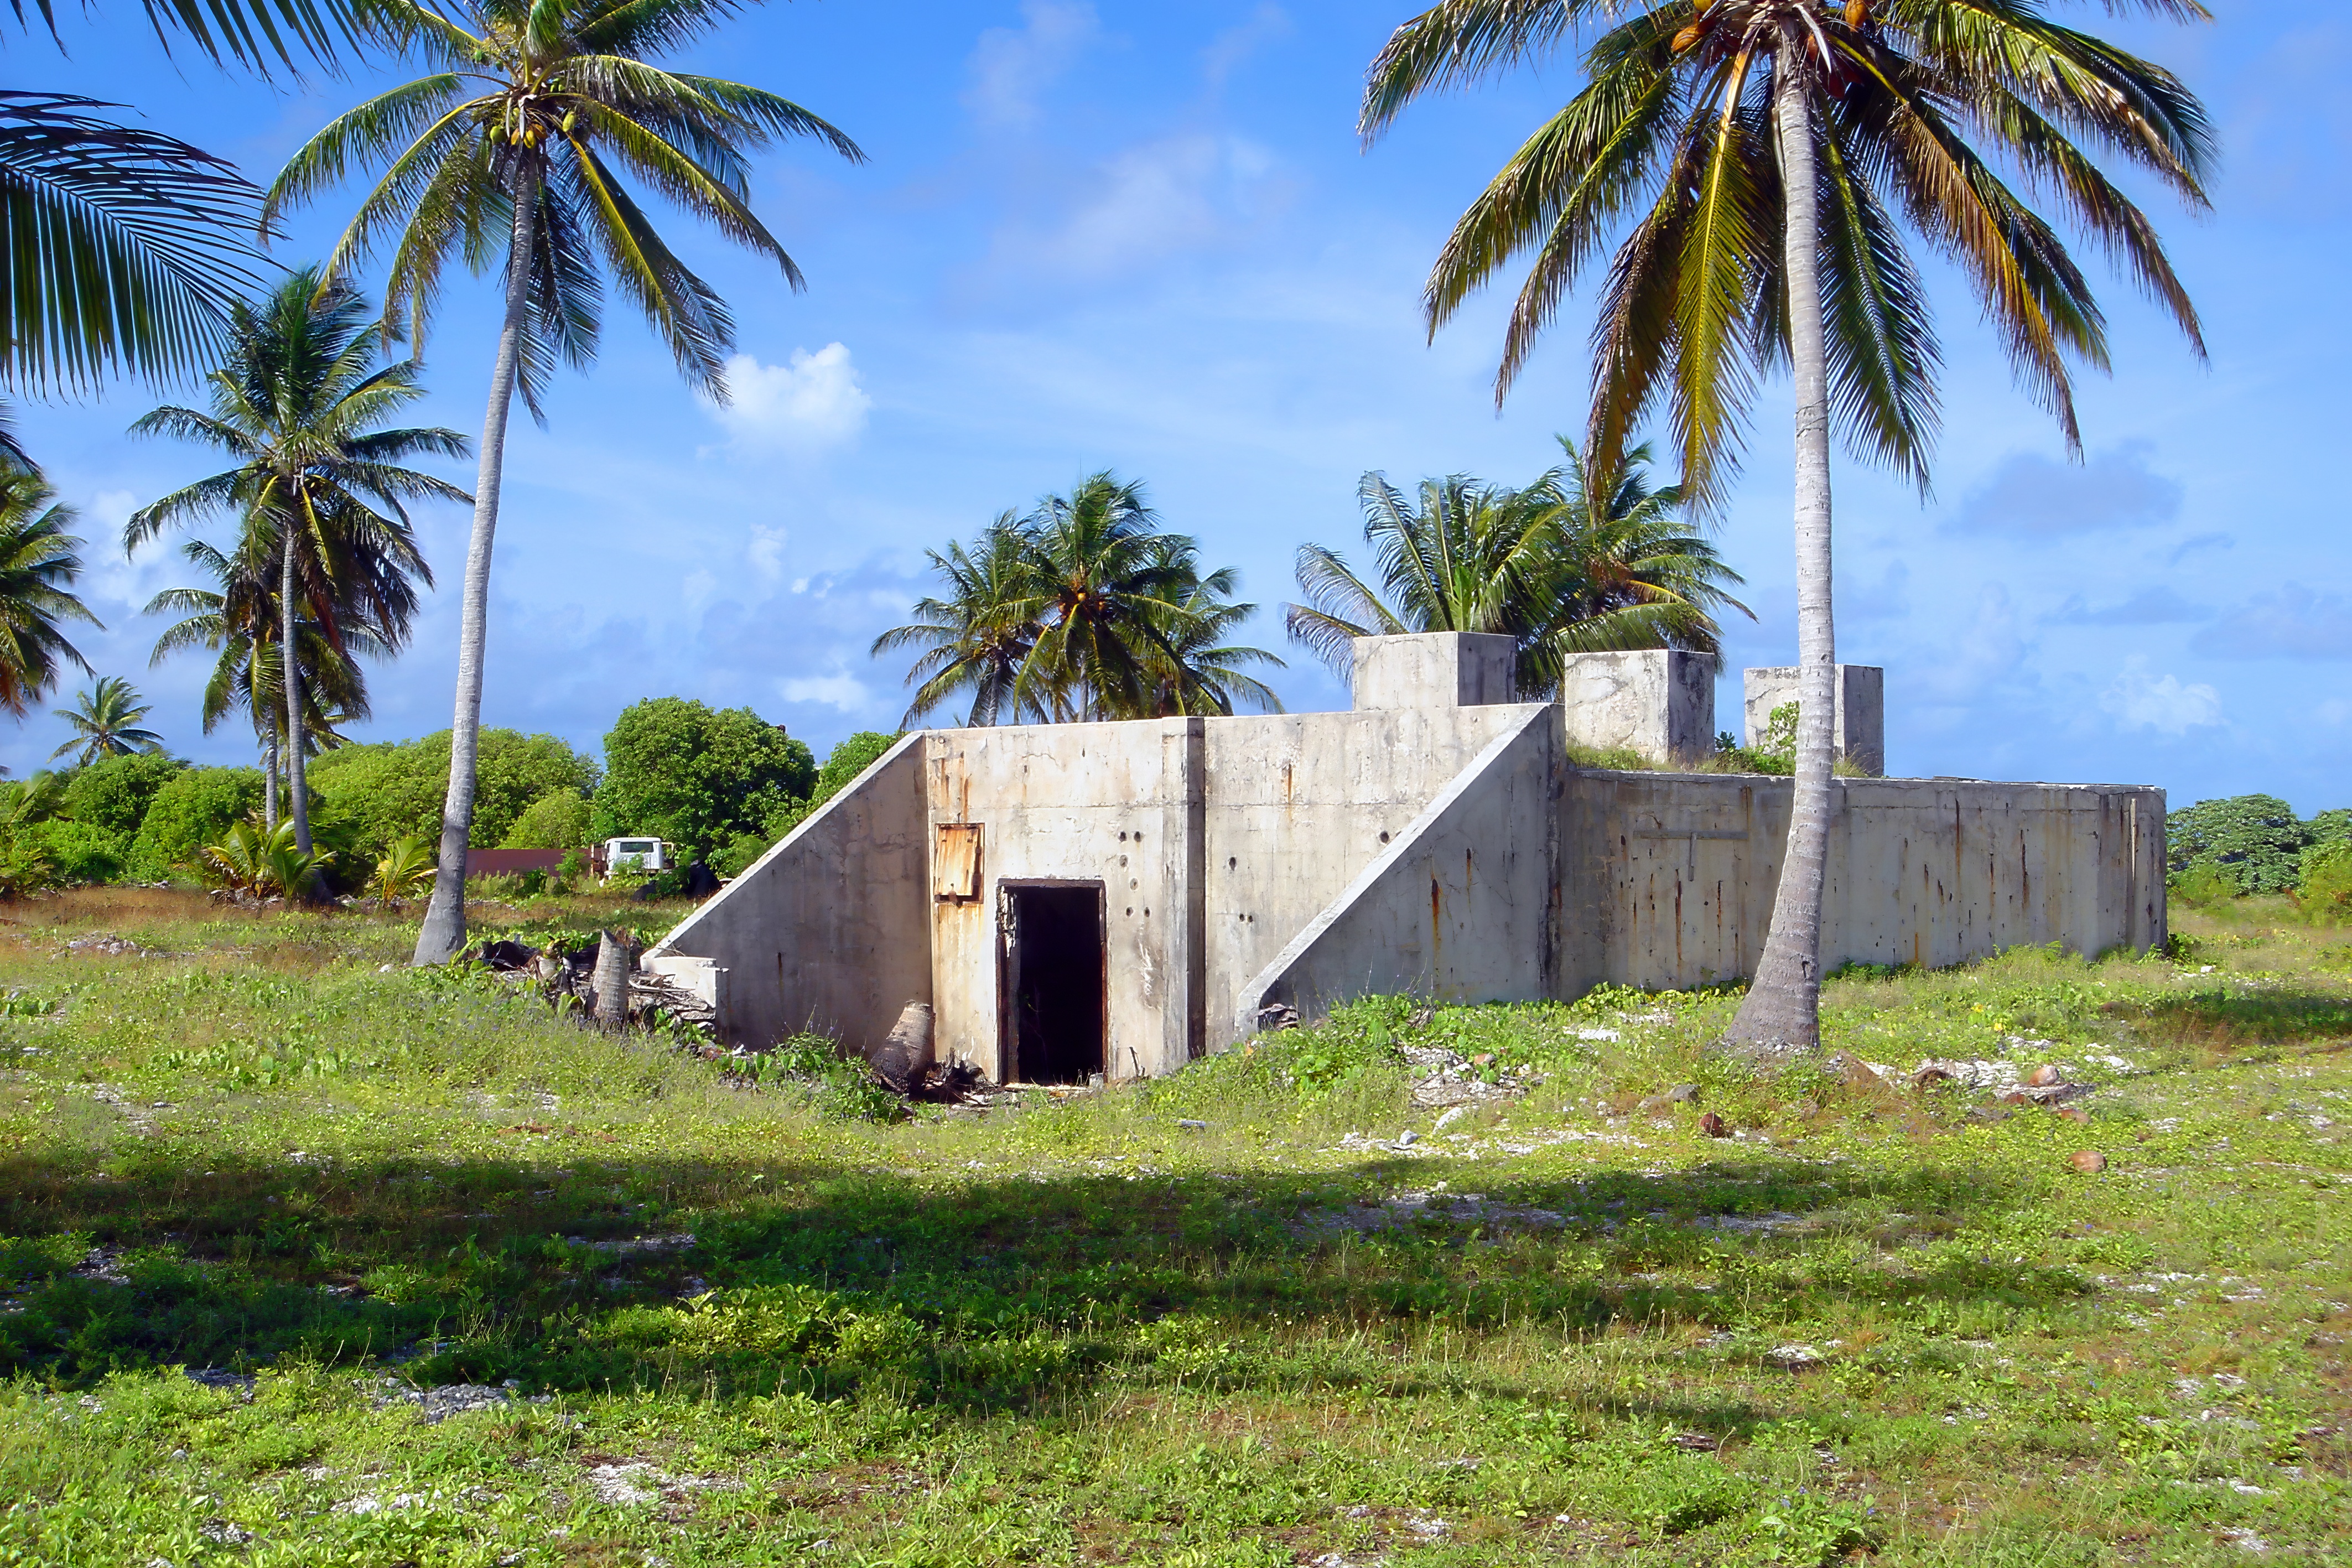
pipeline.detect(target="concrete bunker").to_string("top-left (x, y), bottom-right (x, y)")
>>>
top-left (648, 633), bottom-right (2165, 1082)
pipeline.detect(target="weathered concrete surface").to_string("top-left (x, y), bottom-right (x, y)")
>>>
top-left (1559, 651), bottom-right (1717, 765)
top-left (1236, 704), bottom-right (1560, 1036)
top-left (1744, 664), bottom-right (1885, 776)
top-left (1557, 771), bottom-right (2165, 992)
top-left (1200, 703), bottom-right (1546, 1050)
top-left (649, 734), bottom-right (930, 1053)
top-left (923, 719), bottom-right (1204, 1083)
top-left (1352, 632), bottom-right (1517, 709)
top-left (921, 703), bottom-right (1543, 1077)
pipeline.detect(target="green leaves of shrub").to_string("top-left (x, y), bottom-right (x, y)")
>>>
top-left (2167, 793), bottom-right (2322, 895)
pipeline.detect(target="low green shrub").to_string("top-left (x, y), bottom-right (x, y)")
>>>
top-left (2168, 862), bottom-right (2240, 907)
top-left (22, 819), bottom-right (127, 885)
top-left (59, 752), bottom-right (184, 839)
top-left (739, 1033), bottom-right (902, 1122)
top-left (2168, 793), bottom-right (2314, 895)
top-left (2291, 840), bottom-right (2352, 925)
top-left (128, 766), bottom-right (263, 881)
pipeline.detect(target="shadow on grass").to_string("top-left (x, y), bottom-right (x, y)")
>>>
top-left (2108, 985), bottom-right (2352, 1053)
top-left (0, 1139), bottom-right (2078, 1420)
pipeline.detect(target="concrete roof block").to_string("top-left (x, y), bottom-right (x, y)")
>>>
top-left (1350, 632), bottom-right (1518, 710)
top-left (1743, 664), bottom-right (1885, 776)
top-left (1558, 650), bottom-right (1718, 766)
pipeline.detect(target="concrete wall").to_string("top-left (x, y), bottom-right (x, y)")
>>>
top-left (1744, 665), bottom-right (1886, 776)
top-left (1198, 703), bottom-right (1549, 1050)
top-left (650, 635), bottom-right (2162, 1068)
top-left (922, 719), bottom-right (1206, 1083)
top-left (1557, 771), bottom-right (2166, 992)
top-left (1559, 651), bottom-right (1717, 765)
top-left (650, 734), bottom-right (931, 1052)
top-left (1237, 704), bottom-right (1561, 1035)
top-left (919, 702), bottom-right (1546, 1075)
top-left (1352, 632), bottom-right (1517, 709)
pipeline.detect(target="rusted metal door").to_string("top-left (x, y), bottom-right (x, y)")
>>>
top-left (934, 822), bottom-right (983, 902)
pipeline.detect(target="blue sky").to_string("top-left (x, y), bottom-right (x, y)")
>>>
top-left (8, 1), bottom-right (2348, 813)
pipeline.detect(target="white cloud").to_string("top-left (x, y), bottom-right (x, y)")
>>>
top-left (993, 133), bottom-right (1284, 284)
top-left (681, 568), bottom-right (718, 608)
top-left (704, 345), bottom-right (872, 456)
top-left (2100, 656), bottom-right (2222, 736)
top-left (779, 670), bottom-right (869, 711)
top-left (1202, 3), bottom-right (1290, 87)
top-left (964, 1), bottom-right (1098, 127)
top-left (747, 524), bottom-right (788, 583)
top-left (89, 487), bottom-right (190, 615)
top-left (1945, 441), bottom-right (2183, 539)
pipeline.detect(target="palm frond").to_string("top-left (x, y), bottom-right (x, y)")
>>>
top-left (0, 93), bottom-right (273, 393)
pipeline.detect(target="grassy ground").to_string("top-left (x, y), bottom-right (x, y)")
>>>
top-left (0, 889), bottom-right (2345, 1567)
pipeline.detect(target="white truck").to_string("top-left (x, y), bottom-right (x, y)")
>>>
top-left (601, 837), bottom-right (668, 877)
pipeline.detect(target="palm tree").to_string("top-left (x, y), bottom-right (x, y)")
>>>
top-left (1, 0), bottom-right (442, 460)
top-left (0, 462), bottom-right (100, 717)
top-left (126, 268), bottom-right (462, 865)
top-left (1290, 473), bottom-right (1560, 684)
top-left (8, 1), bottom-right (371, 76)
top-left (1526, 438), bottom-right (1749, 679)
top-left (1139, 554), bottom-right (1286, 718)
top-left (1287, 441), bottom-right (1743, 696)
top-left (1362, 0), bottom-right (2211, 1055)
top-left (49, 675), bottom-right (165, 764)
top-left (1011, 474), bottom-right (1210, 723)
top-left (262, 0), bottom-right (866, 964)
top-left (877, 492), bottom-right (1283, 725)
top-left (872, 520), bottom-right (1051, 729)
top-left (146, 536), bottom-right (377, 830)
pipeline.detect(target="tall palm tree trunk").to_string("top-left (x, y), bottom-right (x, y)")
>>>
top-left (281, 528), bottom-right (313, 857)
top-left (262, 729), bottom-right (280, 833)
top-left (1724, 40), bottom-right (1835, 1057)
top-left (413, 187), bottom-right (538, 965)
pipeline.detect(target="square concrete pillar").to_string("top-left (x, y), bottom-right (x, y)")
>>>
top-left (1743, 664), bottom-right (1884, 776)
top-left (1351, 632), bottom-right (1517, 710)
top-left (1558, 650), bottom-right (1717, 766)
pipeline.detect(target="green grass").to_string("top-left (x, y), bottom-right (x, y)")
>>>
top-left (0, 889), bottom-right (2346, 1565)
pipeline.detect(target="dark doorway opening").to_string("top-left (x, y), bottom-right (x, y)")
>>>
top-left (1000, 882), bottom-right (1105, 1084)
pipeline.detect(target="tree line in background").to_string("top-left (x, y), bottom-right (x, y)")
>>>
top-left (0, 687), bottom-right (894, 899)
top-left (880, 438), bottom-right (1748, 728)
top-left (2168, 796), bottom-right (2352, 920)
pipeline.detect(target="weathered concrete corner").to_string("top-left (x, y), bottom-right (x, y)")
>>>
top-left (1557, 650), bottom-right (1717, 765)
top-left (1351, 631), bottom-right (1517, 710)
top-left (1745, 664), bottom-right (1886, 776)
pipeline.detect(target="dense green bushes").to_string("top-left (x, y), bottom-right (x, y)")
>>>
top-left (710, 729), bottom-right (899, 878)
top-left (2168, 793), bottom-right (2350, 900)
top-left (592, 698), bottom-right (818, 862)
top-left (309, 728), bottom-right (598, 860)
top-left (128, 767), bottom-right (263, 881)
top-left (0, 708), bottom-right (887, 894)
top-left (60, 753), bottom-right (184, 838)
top-left (501, 785), bottom-right (591, 849)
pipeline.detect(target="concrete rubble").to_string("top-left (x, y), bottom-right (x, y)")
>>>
top-left (468, 934), bottom-right (719, 1039)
